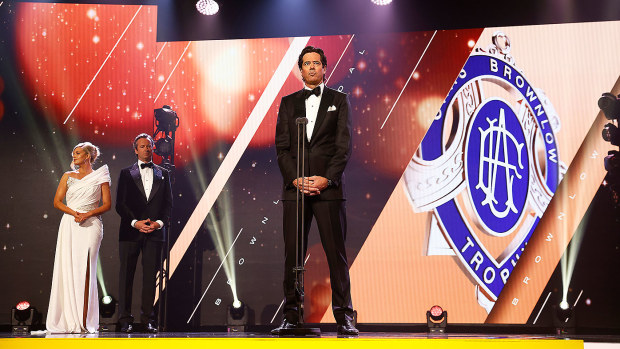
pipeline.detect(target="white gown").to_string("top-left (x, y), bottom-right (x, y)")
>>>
top-left (46, 165), bottom-right (111, 333)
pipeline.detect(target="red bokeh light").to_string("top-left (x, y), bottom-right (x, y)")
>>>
top-left (15, 3), bottom-right (354, 167)
top-left (430, 305), bottom-right (443, 317)
top-left (16, 301), bottom-right (30, 311)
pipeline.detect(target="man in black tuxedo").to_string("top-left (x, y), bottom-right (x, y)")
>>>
top-left (272, 46), bottom-right (358, 335)
top-left (116, 133), bottom-right (172, 333)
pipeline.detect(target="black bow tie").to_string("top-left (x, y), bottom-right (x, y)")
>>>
top-left (303, 86), bottom-right (321, 99)
top-left (140, 162), bottom-right (154, 169)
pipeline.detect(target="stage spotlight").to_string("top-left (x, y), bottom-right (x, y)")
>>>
top-left (371, 0), bottom-right (393, 5)
top-left (598, 93), bottom-right (620, 120)
top-left (226, 300), bottom-right (248, 332)
top-left (426, 305), bottom-right (447, 333)
top-left (154, 136), bottom-right (174, 158)
top-left (153, 105), bottom-right (178, 177)
top-left (98, 295), bottom-right (117, 332)
top-left (603, 123), bottom-right (620, 146)
top-left (11, 301), bottom-right (39, 334)
top-left (14, 301), bottom-right (31, 321)
top-left (553, 301), bottom-right (575, 335)
top-left (196, 0), bottom-right (219, 15)
top-left (99, 295), bottom-right (116, 318)
top-left (154, 105), bottom-right (179, 133)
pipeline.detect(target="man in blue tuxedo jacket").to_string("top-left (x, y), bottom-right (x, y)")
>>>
top-left (116, 133), bottom-right (172, 333)
top-left (272, 46), bottom-right (358, 336)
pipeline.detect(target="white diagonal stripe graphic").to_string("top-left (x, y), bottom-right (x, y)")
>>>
top-left (155, 42), bottom-right (168, 62)
top-left (165, 36), bottom-right (311, 282)
top-left (63, 5), bottom-right (142, 124)
top-left (573, 289), bottom-right (583, 308)
top-left (532, 291), bottom-right (551, 324)
top-left (326, 34), bottom-right (354, 84)
top-left (380, 30), bottom-right (437, 129)
top-left (154, 41), bottom-right (192, 103)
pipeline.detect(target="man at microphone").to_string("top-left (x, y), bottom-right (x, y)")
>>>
top-left (273, 46), bottom-right (357, 335)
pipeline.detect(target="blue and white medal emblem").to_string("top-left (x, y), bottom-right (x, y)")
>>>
top-left (404, 32), bottom-right (565, 312)
top-left (467, 98), bottom-right (529, 236)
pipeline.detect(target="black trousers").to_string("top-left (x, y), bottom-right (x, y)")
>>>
top-left (118, 238), bottom-right (162, 324)
top-left (282, 198), bottom-right (354, 324)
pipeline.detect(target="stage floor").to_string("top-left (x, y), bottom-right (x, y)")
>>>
top-left (1, 331), bottom-right (619, 349)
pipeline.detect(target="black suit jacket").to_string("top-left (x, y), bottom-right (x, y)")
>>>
top-left (276, 86), bottom-right (352, 201)
top-left (115, 163), bottom-right (173, 242)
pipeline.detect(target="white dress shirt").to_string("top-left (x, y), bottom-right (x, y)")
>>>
top-left (304, 83), bottom-right (324, 140)
top-left (131, 159), bottom-right (163, 230)
top-left (138, 159), bottom-right (154, 199)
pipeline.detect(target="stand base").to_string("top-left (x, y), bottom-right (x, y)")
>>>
top-left (11, 325), bottom-right (29, 335)
top-left (279, 327), bottom-right (321, 337)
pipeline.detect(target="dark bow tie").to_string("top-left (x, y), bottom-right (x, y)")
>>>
top-left (303, 86), bottom-right (321, 99)
top-left (140, 162), bottom-right (154, 169)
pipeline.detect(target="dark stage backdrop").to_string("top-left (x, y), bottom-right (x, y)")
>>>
top-left (1, 2), bottom-right (620, 330)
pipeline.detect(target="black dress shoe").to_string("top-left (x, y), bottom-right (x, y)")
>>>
top-left (119, 323), bottom-right (133, 333)
top-left (270, 319), bottom-right (298, 335)
top-left (337, 319), bottom-right (359, 336)
top-left (146, 322), bottom-right (158, 333)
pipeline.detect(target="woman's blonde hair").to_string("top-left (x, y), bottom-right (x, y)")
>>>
top-left (73, 142), bottom-right (100, 164)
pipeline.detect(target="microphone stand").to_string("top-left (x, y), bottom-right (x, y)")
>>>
top-left (157, 222), bottom-right (170, 332)
top-left (280, 117), bottom-right (320, 336)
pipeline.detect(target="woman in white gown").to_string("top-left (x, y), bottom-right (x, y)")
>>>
top-left (46, 142), bottom-right (111, 333)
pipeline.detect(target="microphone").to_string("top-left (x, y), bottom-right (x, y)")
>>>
top-left (296, 117), bottom-right (308, 125)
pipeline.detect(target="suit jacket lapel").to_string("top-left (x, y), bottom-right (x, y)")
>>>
top-left (311, 88), bottom-right (334, 145)
top-left (149, 166), bottom-right (163, 202)
top-left (130, 163), bottom-right (147, 200)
